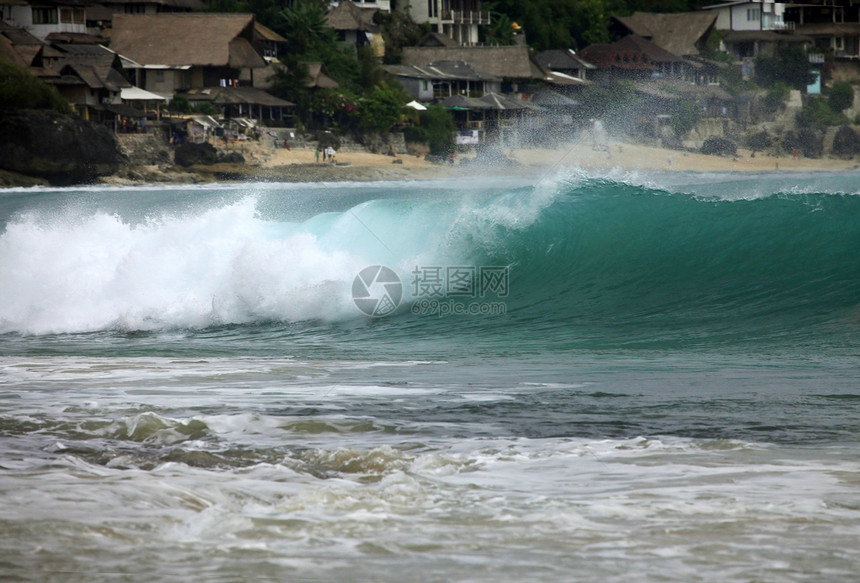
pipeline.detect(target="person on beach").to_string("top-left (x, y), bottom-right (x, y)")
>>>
top-left (315, 147), bottom-right (321, 163)
top-left (326, 146), bottom-right (336, 163)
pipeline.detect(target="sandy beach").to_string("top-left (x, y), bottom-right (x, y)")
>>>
top-left (98, 136), bottom-right (860, 187)
top-left (246, 138), bottom-right (860, 178)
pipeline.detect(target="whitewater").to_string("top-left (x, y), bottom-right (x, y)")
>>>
top-left (1, 170), bottom-right (859, 582)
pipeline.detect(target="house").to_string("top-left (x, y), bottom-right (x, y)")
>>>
top-left (110, 13), bottom-right (296, 124)
top-left (329, 0), bottom-right (390, 12)
top-left (254, 21), bottom-right (286, 61)
top-left (302, 61), bottom-right (340, 89)
top-left (439, 91), bottom-right (538, 146)
top-left (38, 41), bottom-right (132, 118)
top-left (578, 35), bottom-right (694, 84)
top-left (783, 0), bottom-right (860, 60)
top-left (535, 49), bottom-right (595, 82)
top-left (702, 0), bottom-right (810, 59)
top-left (1, 0), bottom-right (88, 41)
top-left (702, 0), bottom-right (789, 32)
top-left (0, 18), bottom-right (42, 65)
top-left (325, 0), bottom-right (384, 57)
top-left (396, 0), bottom-right (490, 46)
top-left (110, 13), bottom-right (267, 95)
top-left (183, 86), bottom-right (294, 124)
top-left (401, 44), bottom-right (546, 96)
top-left (611, 12), bottom-right (718, 58)
top-left (383, 59), bottom-right (501, 101)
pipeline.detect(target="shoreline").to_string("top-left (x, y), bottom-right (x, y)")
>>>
top-left (3, 138), bottom-right (858, 189)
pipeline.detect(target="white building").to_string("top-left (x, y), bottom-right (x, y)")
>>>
top-left (702, 0), bottom-right (790, 31)
top-left (396, 0), bottom-right (489, 46)
top-left (330, 0), bottom-right (390, 12)
top-left (1, 0), bottom-right (87, 41)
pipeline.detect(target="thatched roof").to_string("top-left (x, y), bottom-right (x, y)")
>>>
top-left (302, 61), bottom-right (340, 89)
top-left (535, 49), bottom-right (596, 72)
top-left (0, 22), bottom-right (43, 66)
top-left (100, 0), bottom-right (205, 9)
top-left (579, 35), bottom-right (684, 70)
top-left (417, 31), bottom-right (459, 47)
top-left (384, 60), bottom-right (501, 82)
top-left (185, 86), bottom-right (294, 107)
top-left (325, 0), bottom-right (379, 32)
top-left (41, 43), bottom-right (131, 90)
top-left (530, 89), bottom-right (579, 107)
top-left (111, 13), bottom-right (266, 68)
top-left (440, 92), bottom-right (537, 111)
top-left (0, 35), bottom-right (28, 67)
top-left (255, 22), bottom-right (286, 43)
top-left (612, 12), bottom-right (717, 56)
top-left (402, 45), bottom-right (541, 79)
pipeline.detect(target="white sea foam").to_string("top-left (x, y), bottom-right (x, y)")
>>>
top-left (0, 196), bottom-right (410, 334)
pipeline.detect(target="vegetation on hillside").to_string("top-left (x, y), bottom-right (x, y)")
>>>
top-left (0, 60), bottom-right (72, 113)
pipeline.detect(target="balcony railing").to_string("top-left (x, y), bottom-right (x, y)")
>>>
top-left (442, 10), bottom-right (491, 24)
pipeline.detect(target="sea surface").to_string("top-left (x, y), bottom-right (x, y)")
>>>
top-left (1, 169), bottom-right (859, 582)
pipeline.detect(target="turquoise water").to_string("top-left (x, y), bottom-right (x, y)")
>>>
top-left (1, 170), bottom-right (859, 581)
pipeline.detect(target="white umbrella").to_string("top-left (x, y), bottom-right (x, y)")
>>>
top-left (406, 100), bottom-right (427, 111)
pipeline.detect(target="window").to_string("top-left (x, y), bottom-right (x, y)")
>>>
top-left (60, 7), bottom-right (84, 24)
top-left (155, 70), bottom-right (165, 83)
top-left (32, 7), bottom-right (58, 25)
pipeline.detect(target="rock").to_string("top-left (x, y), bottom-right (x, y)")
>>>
top-left (700, 136), bottom-right (737, 157)
top-left (218, 151), bottom-right (245, 165)
top-left (0, 107), bottom-right (125, 185)
top-left (174, 142), bottom-right (218, 166)
top-left (832, 125), bottom-right (858, 157)
top-left (797, 127), bottom-right (824, 158)
top-left (745, 131), bottom-right (772, 151)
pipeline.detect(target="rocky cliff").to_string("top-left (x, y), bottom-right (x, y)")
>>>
top-left (0, 108), bottom-right (126, 185)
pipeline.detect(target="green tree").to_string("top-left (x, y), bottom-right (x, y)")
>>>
top-left (483, 12), bottom-right (516, 46)
top-left (0, 60), bottom-right (71, 113)
top-left (762, 82), bottom-right (790, 114)
top-left (484, 0), bottom-right (607, 51)
top-left (376, 10), bottom-right (428, 65)
top-left (270, 56), bottom-right (312, 126)
top-left (828, 81), bottom-right (854, 113)
top-left (755, 45), bottom-right (814, 90)
top-left (404, 106), bottom-right (456, 155)
top-left (797, 96), bottom-right (847, 127)
top-left (671, 98), bottom-right (700, 138)
top-left (354, 81), bottom-right (409, 134)
top-left (277, 1), bottom-right (334, 55)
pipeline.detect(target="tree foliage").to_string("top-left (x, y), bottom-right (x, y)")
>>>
top-left (484, 0), bottom-right (606, 51)
top-left (404, 106), bottom-right (457, 155)
top-left (797, 96), bottom-right (848, 127)
top-left (671, 98), bottom-right (700, 138)
top-left (828, 81), bottom-right (854, 113)
top-left (762, 82), bottom-right (790, 114)
top-left (755, 46), bottom-right (814, 90)
top-left (0, 59), bottom-right (71, 113)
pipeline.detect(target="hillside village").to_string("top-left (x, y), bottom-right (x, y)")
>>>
top-left (2, 0), bottom-right (860, 180)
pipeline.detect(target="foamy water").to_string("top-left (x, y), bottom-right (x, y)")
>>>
top-left (2, 173), bottom-right (860, 582)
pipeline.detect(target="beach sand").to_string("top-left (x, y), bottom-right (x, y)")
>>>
top-left (99, 137), bottom-right (859, 187)
top-left (254, 139), bottom-right (860, 177)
